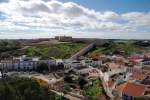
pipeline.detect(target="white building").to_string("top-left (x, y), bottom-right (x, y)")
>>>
top-left (64, 59), bottom-right (102, 69)
top-left (0, 56), bottom-right (57, 71)
top-left (73, 66), bottom-right (94, 75)
top-left (106, 63), bottom-right (127, 76)
top-left (55, 59), bottom-right (64, 66)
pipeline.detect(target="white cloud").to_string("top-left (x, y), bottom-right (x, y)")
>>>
top-left (0, 0), bottom-right (149, 39)
top-left (102, 11), bottom-right (120, 21)
top-left (122, 12), bottom-right (150, 28)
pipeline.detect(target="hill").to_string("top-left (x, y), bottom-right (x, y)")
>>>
top-left (22, 43), bottom-right (86, 59)
top-left (87, 41), bottom-right (150, 57)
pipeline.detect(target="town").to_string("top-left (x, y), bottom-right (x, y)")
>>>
top-left (0, 0), bottom-right (150, 100)
top-left (0, 36), bottom-right (150, 100)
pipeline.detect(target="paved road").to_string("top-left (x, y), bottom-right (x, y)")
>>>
top-left (96, 69), bottom-right (114, 99)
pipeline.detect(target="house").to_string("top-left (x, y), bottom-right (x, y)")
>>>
top-left (11, 55), bottom-right (40, 70)
top-left (115, 82), bottom-right (147, 100)
top-left (55, 36), bottom-right (72, 42)
top-left (129, 73), bottom-right (145, 80)
top-left (0, 56), bottom-right (57, 71)
top-left (105, 62), bottom-right (126, 76)
top-left (0, 60), bottom-right (13, 71)
top-left (126, 66), bottom-right (143, 73)
top-left (64, 59), bottom-right (102, 69)
top-left (128, 55), bottom-right (143, 65)
top-left (88, 68), bottom-right (99, 78)
top-left (142, 60), bottom-right (150, 67)
top-left (54, 59), bottom-right (64, 70)
top-left (144, 53), bottom-right (150, 59)
top-left (111, 55), bottom-right (127, 64)
top-left (64, 60), bottom-right (82, 69)
top-left (64, 62), bottom-right (72, 69)
top-left (55, 59), bottom-right (64, 66)
top-left (92, 58), bottom-right (102, 66)
top-left (81, 59), bottom-right (93, 66)
top-left (73, 66), bottom-right (94, 75)
top-left (13, 55), bottom-right (40, 62)
top-left (128, 54), bottom-right (143, 60)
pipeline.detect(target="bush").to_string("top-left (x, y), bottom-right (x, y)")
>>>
top-left (0, 77), bottom-right (63, 100)
top-left (36, 62), bottom-right (49, 73)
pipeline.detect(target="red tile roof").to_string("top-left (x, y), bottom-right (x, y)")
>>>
top-left (116, 82), bottom-right (127, 93)
top-left (116, 82), bottom-right (146, 97)
top-left (130, 73), bottom-right (145, 80)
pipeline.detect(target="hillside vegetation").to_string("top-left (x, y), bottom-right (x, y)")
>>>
top-left (83, 79), bottom-right (104, 100)
top-left (88, 41), bottom-right (150, 57)
top-left (0, 77), bottom-right (64, 100)
top-left (0, 40), bottom-right (21, 52)
top-left (23, 43), bottom-right (86, 59)
top-left (0, 40), bottom-right (21, 59)
top-left (0, 41), bottom-right (86, 59)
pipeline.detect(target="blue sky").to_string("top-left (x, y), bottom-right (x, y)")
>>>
top-left (62, 0), bottom-right (150, 13)
top-left (0, 0), bottom-right (150, 39)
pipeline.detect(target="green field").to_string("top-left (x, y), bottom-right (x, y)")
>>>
top-left (23, 43), bottom-right (86, 59)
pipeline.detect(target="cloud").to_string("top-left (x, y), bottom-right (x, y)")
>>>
top-left (0, 0), bottom-right (149, 39)
top-left (102, 11), bottom-right (120, 20)
top-left (122, 12), bottom-right (150, 28)
top-left (22, 2), bottom-right (51, 13)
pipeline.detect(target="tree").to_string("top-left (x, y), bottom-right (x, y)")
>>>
top-left (83, 79), bottom-right (102, 100)
top-left (0, 77), bottom-right (65, 100)
top-left (78, 77), bottom-right (87, 89)
top-left (36, 62), bottom-right (49, 73)
top-left (64, 76), bottom-right (73, 83)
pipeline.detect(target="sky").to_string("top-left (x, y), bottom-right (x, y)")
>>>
top-left (0, 0), bottom-right (150, 39)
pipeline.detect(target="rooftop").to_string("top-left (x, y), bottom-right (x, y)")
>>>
top-left (130, 73), bottom-right (145, 80)
top-left (116, 82), bottom-right (146, 97)
top-left (74, 66), bottom-right (88, 70)
top-left (106, 62), bottom-right (122, 69)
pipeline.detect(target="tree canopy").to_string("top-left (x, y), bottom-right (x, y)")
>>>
top-left (36, 62), bottom-right (49, 73)
top-left (0, 77), bottom-right (66, 100)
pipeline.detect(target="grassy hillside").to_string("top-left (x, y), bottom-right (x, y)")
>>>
top-left (0, 40), bottom-right (21, 52)
top-left (23, 43), bottom-right (86, 59)
top-left (87, 41), bottom-right (150, 57)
